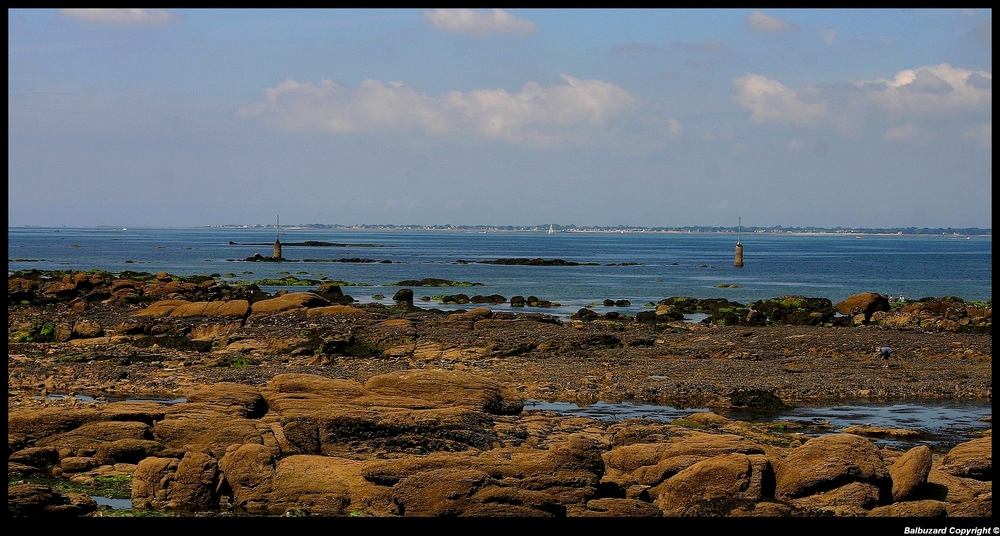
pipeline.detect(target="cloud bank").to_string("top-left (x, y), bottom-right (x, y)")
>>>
top-left (59, 8), bottom-right (176, 27)
top-left (422, 9), bottom-right (537, 36)
top-left (733, 63), bottom-right (991, 145)
top-left (238, 74), bottom-right (636, 146)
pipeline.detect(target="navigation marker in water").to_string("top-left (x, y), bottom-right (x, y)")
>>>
top-left (734, 217), bottom-right (744, 267)
top-left (273, 215), bottom-right (283, 260)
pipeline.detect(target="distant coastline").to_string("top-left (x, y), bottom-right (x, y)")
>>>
top-left (56, 223), bottom-right (992, 236)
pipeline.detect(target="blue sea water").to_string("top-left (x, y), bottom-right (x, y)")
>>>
top-left (7, 226), bottom-right (991, 317)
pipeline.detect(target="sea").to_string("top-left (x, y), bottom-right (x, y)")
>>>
top-left (7, 226), bottom-right (992, 455)
top-left (6, 226), bottom-right (992, 318)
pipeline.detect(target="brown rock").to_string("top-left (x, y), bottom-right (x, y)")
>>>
top-left (654, 452), bottom-right (768, 516)
top-left (8, 407), bottom-right (103, 447)
top-left (788, 481), bottom-right (883, 513)
top-left (250, 292), bottom-right (330, 313)
top-left (7, 483), bottom-right (98, 517)
top-left (582, 498), bottom-right (663, 517)
top-left (71, 319), bottom-right (103, 338)
top-left (835, 292), bottom-right (890, 320)
top-left (774, 433), bottom-right (891, 501)
top-left (154, 409), bottom-right (263, 459)
top-left (889, 445), bottom-right (933, 502)
top-left (135, 299), bottom-right (191, 317)
top-left (939, 437), bottom-right (991, 480)
top-left (306, 305), bottom-right (373, 318)
top-left (364, 369), bottom-right (524, 415)
top-left (869, 499), bottom-right (948, 517)
top-left (603, 429), bottom-right (765, 492)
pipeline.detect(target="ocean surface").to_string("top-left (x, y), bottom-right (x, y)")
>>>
top-left (7, 226), bottom-right (992, 318)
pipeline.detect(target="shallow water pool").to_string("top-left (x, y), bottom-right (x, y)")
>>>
top-left (526, 399), bottom-right (991, 452)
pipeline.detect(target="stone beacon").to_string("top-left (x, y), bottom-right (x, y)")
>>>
top-left (734, 217), bottom-right (744, 268)
top-left (273, 215), bottom-right (283, 260)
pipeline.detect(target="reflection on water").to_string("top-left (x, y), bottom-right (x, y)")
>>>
top-left (39, 393), bottom-right (187, 405)
top-left (526, 399), bottom-right (991, 452)
top-left (93, 496), bottom-right (133, 510)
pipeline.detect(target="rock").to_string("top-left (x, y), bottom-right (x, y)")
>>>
top-left (889, 445), bottom-right (933, 502)
top-left (835, 292), bottom-right (890, 322)
top-left (71, 319), bottom-right (103, 338)
top-left (218, 444), bottom-right (390, 516)
top-left (363, 369), bottom-right (524, 415)
top-left (135, 299), bottom-right (191, 317)
top-left (581, 498), bottom-right (663, 517)
top-left (392, 288), bottom-right (414, 304)
top-left (788, 480), bottom-right (883, 514)
top-left (603, 429), bottom-right (765, 493)
top-left (654, 452), bottom-right (771, 516)
top-left (171, 300), bottom-right (250, 318)
top-left (869, 499), bottom-right (948, 517)
top-left (7, 483), bottom-right (98, 517)
top-left (250, 292), bottom-right (331, 313)
top-left (143, 451), bottom-right (219, 510)
top-left (774, 433), bottom-right (891, 502)
top-left (938, 437), bottom-right (991, 480)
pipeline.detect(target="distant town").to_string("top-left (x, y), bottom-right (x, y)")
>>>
top-left (204, 223), bottom-right (991, 236)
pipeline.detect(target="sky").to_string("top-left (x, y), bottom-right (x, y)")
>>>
top-left (7, 8), bottom-right (993, 229)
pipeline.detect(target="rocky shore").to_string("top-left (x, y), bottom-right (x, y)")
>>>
top-left (7, 271), bottom-right (992, 518)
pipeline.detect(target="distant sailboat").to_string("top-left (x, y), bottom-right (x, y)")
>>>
top-left (548, 224), bottom-right (555, 235)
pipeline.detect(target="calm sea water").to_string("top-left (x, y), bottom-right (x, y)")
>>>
top-left (7, 226), bottom-right (991, 317)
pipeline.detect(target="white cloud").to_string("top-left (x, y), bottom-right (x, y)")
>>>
top-left (858, 63), bottom-right (992, 118)
top-left (963, 122), bottom-right (991, 148)
top-left (422, 9), bottom-right (537, 36)
top-left (882, 123), bottom-right (933, 145)
top-left (667, 118), bottom-right (682, 137)
top-left (820, 28), bottom-right (837, 46)
top-left (59, 8), bottom-right (176, 27)
top-left (733, 64), bottom-right (991, 150)
top-left (238, 75), bottom-right (636, 146)
top-left (732, 74), bottom-right (827, 126)
top-left (746, 11), bottom-right (796, 34)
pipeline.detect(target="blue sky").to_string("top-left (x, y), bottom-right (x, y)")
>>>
top-left (8, 8), bottom-right (992, 228)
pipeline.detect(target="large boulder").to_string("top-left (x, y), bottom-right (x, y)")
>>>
top-left (602, 428), bottom-right (766, 493)
top-left (938, 437), bottom-right (991, 480)
top-left (774, 433), bottom-right (891, 502)
top-left (218, 444), bottom-right (392, 516)
top-left (8, 407), bottom-right (103, 449)
top-left (363, 369), bottom-right (524, 415)
top-left (889, 445), bottom-right (933, 502)
top-left (250, 292), bottom-right (331, 313)
top-left (132, 451), bottom-right (221, 511)
top-left (170, 300), bottom-right (250, 318)
top-left (653, 453), bottom-right (772, 516)
top-left (835, 292), bottom-right (890, 322)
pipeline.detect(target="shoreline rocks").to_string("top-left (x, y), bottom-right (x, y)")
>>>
top-left (7, 271), bottom-right (992, 517)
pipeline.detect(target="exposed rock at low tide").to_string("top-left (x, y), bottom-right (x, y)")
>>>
top-left (6, 274), bottom-right (992, 518)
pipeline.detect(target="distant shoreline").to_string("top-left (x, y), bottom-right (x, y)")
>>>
top-left (12, 224), bottom-right (993, 237)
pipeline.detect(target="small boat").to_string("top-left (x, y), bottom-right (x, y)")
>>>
top-left (548, 225), bottom-right (554, 235)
